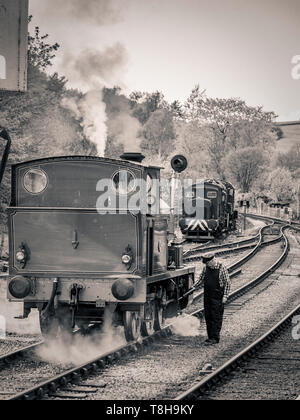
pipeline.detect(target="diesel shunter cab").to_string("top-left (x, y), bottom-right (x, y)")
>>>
top-left (7, 154), bottom-right (195, 341)
top-left (179, 179), bottom-right (237, 240)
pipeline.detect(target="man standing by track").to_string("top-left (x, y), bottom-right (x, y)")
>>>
top-left (194, 253), bottom-right (231, 346)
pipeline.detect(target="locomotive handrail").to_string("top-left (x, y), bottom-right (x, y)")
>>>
top-left (0, 127), bottom-right (11, 187)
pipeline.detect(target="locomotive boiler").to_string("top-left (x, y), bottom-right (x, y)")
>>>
top-left (5, 151), bottom-right (195, 341)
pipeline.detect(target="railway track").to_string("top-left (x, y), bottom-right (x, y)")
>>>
top-left (2, 224), bottom-right (293, 400)
top-left (188, 224), bottom-right (284, 305)
top-left (175, 303), bottom-right (300, 401)
top-left (182, 218), bottom-right (276, 261)
top-left (246, 213), bottom-right (300, 229)
top-left (0, 341), bottom-right (44, 369)
top-left (172, 223), bottom-right (300, 401)
top-left (188, 224), bottom-right (289, 319)
top-left (0, 225), bottom-right (272, 377)
top-left (183, 232), bottom-right (282, 263)
top-left (183, 234), bottom-right (260, 259)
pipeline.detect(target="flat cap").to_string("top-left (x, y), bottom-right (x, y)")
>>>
top-left (202, 252), bottom-right (215, 264)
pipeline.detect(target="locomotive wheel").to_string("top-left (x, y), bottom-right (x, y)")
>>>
top-left (141, 301), bottom-right (156, 337)
top-left (123, 311), bottom-right (142, 342)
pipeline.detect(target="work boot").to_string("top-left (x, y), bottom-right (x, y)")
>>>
top-left (204, 339), bottom-right (219, 346)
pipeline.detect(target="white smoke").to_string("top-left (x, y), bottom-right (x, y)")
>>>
top-left (35, 309), bottom-right (126, 366)
top-left (62, 91), bottom-right (108, 157)
top-left (62, 44), bottom-right (128, 91)
top-left (169, 313), bottom-right (201, 337)
top-left (109, 112), bottom-right (142, 153)
top-left (44, 0), bottom-right (125, 25)
top-left (61, 44), bottom-right (128, 156)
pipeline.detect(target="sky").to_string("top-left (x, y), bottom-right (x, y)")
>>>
top-left (29, 0), bottom-right (300, 122)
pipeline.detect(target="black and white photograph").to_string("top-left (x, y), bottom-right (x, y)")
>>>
top-left (0, 0), bottom-right (299, 405)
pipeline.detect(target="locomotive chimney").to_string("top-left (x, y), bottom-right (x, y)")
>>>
top-left (120, 152), bottom-right (145, 163)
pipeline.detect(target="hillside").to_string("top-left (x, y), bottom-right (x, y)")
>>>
top-left (276, 121), bottom-right (300, 152)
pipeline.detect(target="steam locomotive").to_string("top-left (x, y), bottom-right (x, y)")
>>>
top-left (2, 142), bottom-right (195, 342)
top-left (179, 179), bottom-right (238, 240)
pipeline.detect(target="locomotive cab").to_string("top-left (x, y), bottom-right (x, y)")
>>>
top-left (7, 154), bottom-right (194, 341)
top-left (179, 179), bottom-right (237, 240)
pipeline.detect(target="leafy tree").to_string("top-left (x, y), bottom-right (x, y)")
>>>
top-left (222, 147), bottom-right (268, 193)
top-left (277, 143), bottom-right (300, 177)
top-left (170, 100), bottom-right (185, 120)
top-left (272, 125), bottom-right (284, 140)
top-left (185, 85), bottom-right (277, 179)
top-left (130, 91), bottom-right (169, 125)
top-left (172, 120), bottom-right (209, 180)
top-left (28, 17), bottom-right (60, 70)
top-left (141, 109), bottom-right (176, 161)
top-left (268, 168), bottom-right (295, 202)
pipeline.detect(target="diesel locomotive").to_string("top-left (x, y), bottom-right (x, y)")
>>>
top-left (179, 179), bottom-right (238, 240)
top-left (2, 146), bottom-right (195, 341)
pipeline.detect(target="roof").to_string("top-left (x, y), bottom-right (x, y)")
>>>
top-left (12, 155), bottom-right (157, 171)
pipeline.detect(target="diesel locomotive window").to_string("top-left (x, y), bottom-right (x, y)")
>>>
top-left (112, 169), bottom-right (136, 195)
top-left (23, 169), bottom-right (48, 194)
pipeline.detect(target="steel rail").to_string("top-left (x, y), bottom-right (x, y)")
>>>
top-left (183, 234), bottom-right (260, 258)
top-left (187, 223), bottom-right (281, 306)
top-left (183, 233), bottom-right (282, 263)
top-left (190, 224), bottom-right (288, 315)
top-left (0, 325), bottom-right (97, 372)
top-left (175, 226), bottom-right (293, 401)
top-left (7, 226), bottom-right (289, 401)
top-left (175, 303), bottom-right (300, 400)
top-left (184, 219), bottom-right (276, 263)
top-left (8, 327), bottom-right (173, 401)
top-left (246, 213), bottom-right (300, 229)
top-left (0, 342), bottom-right (44, 369)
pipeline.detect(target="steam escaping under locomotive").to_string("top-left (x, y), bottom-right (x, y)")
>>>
top-left (179, 179), bottom-right (238, 240)
top-left (5, 151), bottom-right (196, 341)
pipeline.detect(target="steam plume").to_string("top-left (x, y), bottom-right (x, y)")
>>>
top-left (170, 314), bottom-right (201, 337)
top-left (62, 91), bottom-right (107, 157)
top-left (61, 44), bottom-right (128, 156)
top-left (45, 0), bottom-right (125, 25)
top-left (63, 44), bottom-right (128, 91)
top-left (36, 309), bottom-right (126, 366)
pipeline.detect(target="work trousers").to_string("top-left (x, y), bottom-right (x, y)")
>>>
top-left (204, 294), bottom-right (224, 342)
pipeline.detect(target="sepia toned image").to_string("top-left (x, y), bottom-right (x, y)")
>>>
top-left (0, 0), bottom-right (299, 406)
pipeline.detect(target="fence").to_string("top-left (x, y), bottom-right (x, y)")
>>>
top-left (248, 205), bottom-right (297, 222)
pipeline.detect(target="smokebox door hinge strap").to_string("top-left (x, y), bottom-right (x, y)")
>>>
top-left (70, 283), bottom-right (83, 328)
top-left (40, 278), bottom-right (59, 325)
top-left (72, 230), bottom-right (79, 249)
